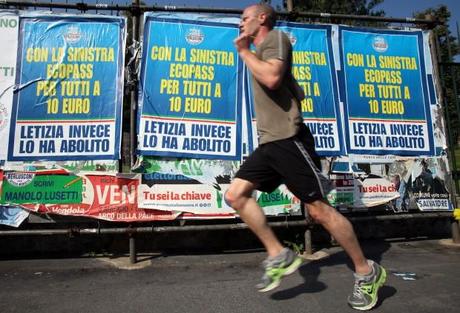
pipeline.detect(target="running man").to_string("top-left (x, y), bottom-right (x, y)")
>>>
top-left (225, 3), bottom-right (386, 310)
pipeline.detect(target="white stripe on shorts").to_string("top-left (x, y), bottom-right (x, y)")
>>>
top-left (293, 139), bottom-right (332, 198)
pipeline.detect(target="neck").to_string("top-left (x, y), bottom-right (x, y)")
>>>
top-left (253, 27), bottom-right (271, 46)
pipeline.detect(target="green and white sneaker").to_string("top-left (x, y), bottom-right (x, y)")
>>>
top-left (256, 248), bottom-right (303, 293)
top-left (348, 260), bottom-right (387, 311)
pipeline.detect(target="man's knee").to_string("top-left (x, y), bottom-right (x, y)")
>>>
top-left (224, 179), bottom-right (255, 210)
top-left (224, 188), bottom-right (238, 208)
top-left (305, 200), bottom-right (335, 223)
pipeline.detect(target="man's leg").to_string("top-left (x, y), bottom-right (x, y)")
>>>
top-left (305, 199), bottom-right (369, 274)
top-left (225, 178), bottom-right (303, 292)
top-left (306, 199), bottom-right (386, 310)
top-left (225, 178), bottom-right (283, 257)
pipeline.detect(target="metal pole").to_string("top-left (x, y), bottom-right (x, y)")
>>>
top-left (303, 204), bottom-right (313, 256)
top-left (286, 0), bottom-right (293, 13)
top-left (449, 22), bottom-right (460, 244)
top-left (130, 0), bottom-right (140, 168)
top-left (452, 221), bottom-right (460, 243)
top-left (304, 227), bottom-right (313, 255)
top-left (445, 31), bottom-right (460, 243)
top-left (433, 31), bottom-right (460, 243)
top-left (129, 233), bottom-right (137, 264)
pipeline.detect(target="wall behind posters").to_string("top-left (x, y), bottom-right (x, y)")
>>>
top-left (0, 9), bottom-right (453, 226)
top-left (137, 15), bottom-right (452, 216)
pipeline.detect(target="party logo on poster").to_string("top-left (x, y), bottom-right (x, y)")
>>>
top-left (186, 28), bottom-right (204, 45)
top-left (64, 25), bottom-right (82, 43)
top-left (4, 172), bottom-right (35, 187)
top-left (285, 31), bottom-right (297, 46)
top-left (372, 36), bottom-right (388, 53)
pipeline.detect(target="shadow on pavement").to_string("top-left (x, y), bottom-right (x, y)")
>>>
top-left (270, 239), bottom-right (395, 305)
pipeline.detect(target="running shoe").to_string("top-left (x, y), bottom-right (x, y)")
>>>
top-left (348, 260), bottom-right (387, 310)
top-left (256, 248), bottom-right (303, 292)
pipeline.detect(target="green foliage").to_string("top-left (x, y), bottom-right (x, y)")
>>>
top-left (455, 146), bottom-right (460, 170)
top-left (278, 0), bottom-right (385, 26)
top-left (284, 0), bottom-right (385, 16)
top-left (415, 6), bottom-right (460, 146)
top-left (414, 5), bottom-right (459, 62)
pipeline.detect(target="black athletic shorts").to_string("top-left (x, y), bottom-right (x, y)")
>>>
top-left (235, 124), bottom-right (332, 203)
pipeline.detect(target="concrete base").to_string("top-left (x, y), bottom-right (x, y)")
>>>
top-left (97, 255), bottom-right (153, 270)
top-left (301, 250), bottom-right (330, 260)
top-left (438, 238), bottom-right (460, 248)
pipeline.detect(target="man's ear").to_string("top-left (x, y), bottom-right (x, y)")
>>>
top-left (258, 12), bottom-right (267, 25)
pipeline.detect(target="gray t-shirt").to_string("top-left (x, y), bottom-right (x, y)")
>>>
top-left (252, 29), bottom-right (304, 144)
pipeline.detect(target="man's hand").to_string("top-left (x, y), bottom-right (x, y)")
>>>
top-left (234, 34), bottom-right (251, 53)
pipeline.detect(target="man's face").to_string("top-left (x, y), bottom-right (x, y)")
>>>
top-left (239, 6), bottom-right (262, 38)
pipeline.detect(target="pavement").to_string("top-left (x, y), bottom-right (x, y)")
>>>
top-left (0, 238), bottom-right (459, 313)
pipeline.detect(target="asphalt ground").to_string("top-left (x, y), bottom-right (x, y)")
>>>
top-left (0, 239), bottom-right (459, 313)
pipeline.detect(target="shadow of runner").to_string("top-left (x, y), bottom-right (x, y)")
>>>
top-left (270, 239), bottom-right (396, 306)
top-left (376, 285), bottom-right (397, 309)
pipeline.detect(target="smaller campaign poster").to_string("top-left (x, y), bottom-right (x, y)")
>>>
top-left (409, 159), bottom-right (452, 212)
top-left (30, 174), bottom-right (180, 222)
top-left (0, 205), bottom-right (29, 227)
top-left (256, 185), bottom-right (302, 216)
top-left (0, 12), bottom-right (18, 161)
top-left (138, 14), bottom-right (242, 160)
top-left (8, 13), bottom-right (125, 161)
top-left (327, 174), bottom-right (355, 208)
top-left (1, 172), bottom-right (83, 205)
top-left (138, 183), bottom-right (233, 214)
top-left (353, 176), bottom-right (400, 208)
top-left (139, 156), bottom-right (301, 216)
top-left (340, 27), bottom-right (434, 156)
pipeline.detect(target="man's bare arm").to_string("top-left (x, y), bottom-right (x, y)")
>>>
top-left (234, 34), bottom-right (287, 90)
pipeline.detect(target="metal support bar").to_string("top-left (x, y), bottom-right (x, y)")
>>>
top-left (0, 212), bottom-right (453, 237)
top-left (0, 1), bottom-right (438, 27)
top-left (0, 213), bottom-right (455, 259)
top-left (1, 0), bottom-right (125, 10)
top-left (439, 62), bottom-right (460, 67)
top-left (0, 220), bottom-right (300, 236)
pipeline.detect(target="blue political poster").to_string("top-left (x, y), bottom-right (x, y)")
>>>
top-left (339, 27), bottom-right (434, 156)
top-left (8, 14), bottom-right (125, 161)
top-left (247, 23), bottom-right (343, 156)
top-left (138, 14), bottom-right (242, 160)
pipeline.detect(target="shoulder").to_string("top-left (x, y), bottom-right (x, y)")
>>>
top-left (264, 29), bottom-right (291, 47)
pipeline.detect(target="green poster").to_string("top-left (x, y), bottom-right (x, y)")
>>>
top-left (257, 188), bottom-right (292, 207)
top-left (1, 173), bottom-right (83, 204)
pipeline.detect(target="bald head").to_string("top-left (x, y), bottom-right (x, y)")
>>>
top-left (248, 3), bottom-right (277, 29)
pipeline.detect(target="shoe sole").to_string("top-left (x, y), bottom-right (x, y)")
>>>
top-left (258, 257), bottom-right (303, 293)
top-left (351, 266), bottom-right (387, 311)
